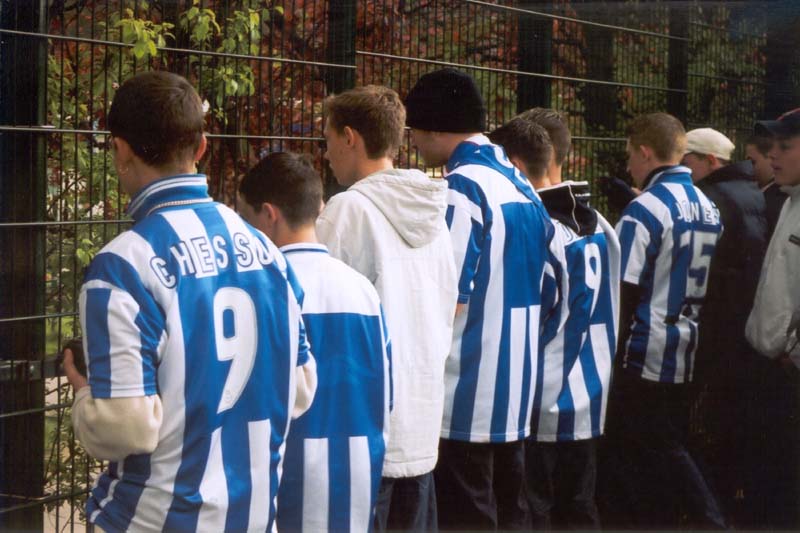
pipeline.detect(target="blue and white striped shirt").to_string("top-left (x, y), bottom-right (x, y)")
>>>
top-left (80, 174), bottom-right (310, 532)
top-left (276, 243), bottom-right (391, 533)
top-left (616, 166), bottom-right (722, 384)
top-left (442, 134), bottom-right (556, 443)
top-left (534, 183), bottom-right (620, 441)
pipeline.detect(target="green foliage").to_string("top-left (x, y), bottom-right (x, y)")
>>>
top-left (180, 0), bottom-right (258, 119)
top-left (686, 3), bottom-right (766, 149)
top-left (182, 4), bottom-right (221, 46)
top-left (118, 7), bottom-right (175, 60)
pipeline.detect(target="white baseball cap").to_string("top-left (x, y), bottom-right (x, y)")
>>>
top-left (685, 128), bottom-right (735, 160)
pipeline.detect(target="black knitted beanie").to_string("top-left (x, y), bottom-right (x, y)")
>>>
top-left (405, 68), bottom-right (486, 133)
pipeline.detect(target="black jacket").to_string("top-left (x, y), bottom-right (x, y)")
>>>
top-left (763, 181), bottom-right (788, 240)
top-left (695, 162), bottom-right (768, 376)
top-left (538, 181), bottom-right (597, 236)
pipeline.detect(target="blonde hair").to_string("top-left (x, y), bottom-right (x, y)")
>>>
top-left (626, 112), bottom-right (687, 162)
top-left (324, 85), bottom-right (405, 159)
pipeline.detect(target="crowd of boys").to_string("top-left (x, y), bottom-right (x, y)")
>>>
top-left (61, 68), bottom-right (800, 531)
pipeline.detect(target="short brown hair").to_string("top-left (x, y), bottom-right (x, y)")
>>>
top-left (239, 152), bottom-right (322, 229)
top-left (626, 112), bottom-right (687, 161)
top-left (489, 118), bottom-right (553, 180)
top-left (107, 71), bottom-right (205, 167)
top-left (745, 134), bottom-right (774, 157)
top-left (516, 108), bottom-right (571, 166)
top-left (324, 85), bottom-right (405, 159)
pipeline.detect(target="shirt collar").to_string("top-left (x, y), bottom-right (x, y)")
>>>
top-left (127, 174), bottom-right (211, 222)
top-left (781, 183), bottom-right (800, 198)
top-left (642, 165), bottom-right (691, 191)
top-left (446, 134), bottom-right (491, 172)
top-left (279, 242), bottom-right (330, 255)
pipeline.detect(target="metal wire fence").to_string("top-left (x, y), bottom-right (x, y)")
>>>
top-left (0, 0), bottom-right (770, 530)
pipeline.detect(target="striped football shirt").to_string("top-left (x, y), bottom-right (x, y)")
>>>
top-left (442, 134), bottom-right (556, 443)
top-left (616, 165), bottom-right (723, 384)
top-left (81, 174), bottom-right (310, 532)
top-left (276, 243), bottom-right (391, 532)
top-left (534, 190), bottom-right (620, 441)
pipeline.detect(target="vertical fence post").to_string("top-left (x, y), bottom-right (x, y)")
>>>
top-left (579, 14), bottom-right (616, 133)
top-left (325, 0), bottom-right (356, 95)
top-left (764, 0), bottom-right (800, 118)
top-left (517, 14), bottom-right (551, 113)
top-left (0, 0), bottom-right (47, 530)
top-left (667, 6), bottom-right (688, 123)
top-left (324, 0), bottom-right (356, 197)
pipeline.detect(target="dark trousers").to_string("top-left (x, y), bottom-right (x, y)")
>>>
top-left (597, 371), bottom-right (726, 530)
top-left (737, 359), bottom-right (800, 529)
top-left (435, 438), bottom-right (530, 531)
top-left (374, 472), bottom-right (437, 532)
top-left (527, 439), bottom-right (600, 530)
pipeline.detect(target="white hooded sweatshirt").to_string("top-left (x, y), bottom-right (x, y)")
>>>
top-left (317, 168), bottom-right (458, 478)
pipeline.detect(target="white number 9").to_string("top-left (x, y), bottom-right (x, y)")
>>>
top-left (584, 242), bottom-right (602, 317)
top-left (213, 287), bottom-right (258, 413)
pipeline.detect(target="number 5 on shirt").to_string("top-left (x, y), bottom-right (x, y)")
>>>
top-left (681, 230), bottom-right (716, 301)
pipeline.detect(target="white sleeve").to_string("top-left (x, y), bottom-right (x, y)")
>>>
top-left (746, 234), bottom-right (800, 363)
top-left (316, 194), bottom-right (376, 282)
top-left (71, 387), bottom-right (162, 461)
top-left (292, 354), bottom-right (317, 418)
top-left (316, 196), bottom-right (353, 266)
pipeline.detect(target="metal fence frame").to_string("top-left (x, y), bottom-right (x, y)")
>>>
top-left (0, 0), bottom-right (781, 530)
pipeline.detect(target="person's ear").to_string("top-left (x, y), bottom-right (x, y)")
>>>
top-left (113, 136), bottom-right (135, 164)
top-left (639, 144), bottom-right (654, 161)
top-left (263, 202), bottom-right (281, 225)
top-left (508, 155), bottom-right (528, 176)
top-left (343, 126), bottom-right (357, 148)
top-left (194, 133), bottom-right (208, 163)
top-left (706, 153), bottom-right (719, 167)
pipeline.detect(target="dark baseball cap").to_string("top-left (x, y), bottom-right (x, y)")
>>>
top-left (755, 108), bottom-right (800, 138)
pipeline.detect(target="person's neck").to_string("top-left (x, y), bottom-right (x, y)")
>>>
top-left (639, 161), bottom-right (681, 189)
top-left (273, 224), bottom-right (318, 248)
top-left (353, 157), bottom-right (394, 182)
top-left (693, 164), bottom-right (723, 183)
top-left (758, 176), bottom-right (775, 189)
top-left (444, 132), bottom-right (481, 161)
top-left (128, 161), bottom-right (198, 196)
top-left (547, 163), bottom-right (563, 185)
top-left (530, 175), bottom-right (551, 190)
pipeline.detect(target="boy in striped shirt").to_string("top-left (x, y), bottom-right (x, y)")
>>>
top-left (62, 72), bottom-right (317, 532)
top-left (405, 68), bottom-right (556, 530)
top-left (603, 113), bottom-right (725, 529)
top-left (238, 152), bottom-right (392, 532)
top-left (490, 117), bottom-right (620, 529)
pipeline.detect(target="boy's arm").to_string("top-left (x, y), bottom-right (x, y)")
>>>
top-left (445, 174), bottom-right (487, 305)
top-left (379, 306), bottom-right (393, 412)
top-left (617, 282), bottom-right (643, 358)
top-left (69, 266), bottom-right (164, 460)
top-left (65, 346), bottom-right (161, 461)
top-left (615, 202), bottom-right (660, 357)
top-left (293, 355), bottom-right (317, 418)
top-left (747, 235), bottom-right (800, 367)
top-left (70, 386), bottom-right (163, 461)
top-left (285, 262), bottom-right (318, 418)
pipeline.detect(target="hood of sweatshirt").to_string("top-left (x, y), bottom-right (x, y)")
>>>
top-left (348, 168), bottom-right (449, 248)
top-left (537, 180), bottom-right (598, 236)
